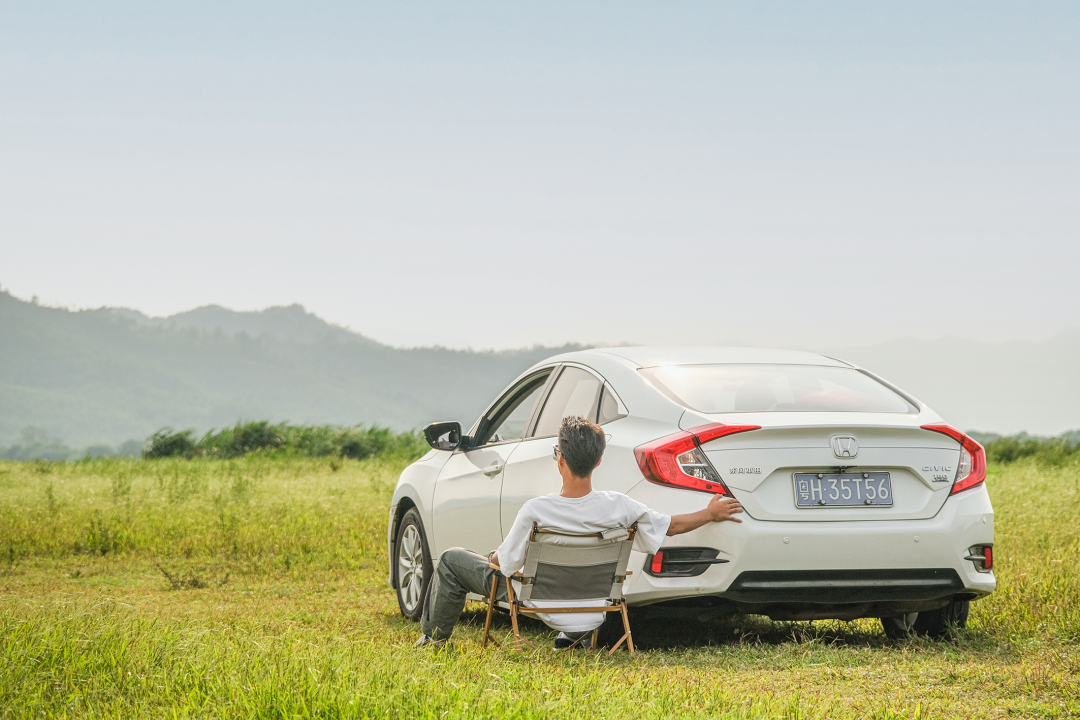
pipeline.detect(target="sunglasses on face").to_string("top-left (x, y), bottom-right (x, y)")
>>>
top-left (552, 444), bottom-right (562, 461)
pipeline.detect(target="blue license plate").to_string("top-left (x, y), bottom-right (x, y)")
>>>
top-left (793, 472), bottom-right (893, 507)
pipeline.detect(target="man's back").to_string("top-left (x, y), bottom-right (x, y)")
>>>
top-left (496, 490), bottom-right (670, 576)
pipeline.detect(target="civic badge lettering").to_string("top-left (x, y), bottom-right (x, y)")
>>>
top-left (831, 436), bottom-right (858, 459)
top-left (728, 467), bottom-right (762, 474)
top-left (924, 465), bottom-right (954, 483)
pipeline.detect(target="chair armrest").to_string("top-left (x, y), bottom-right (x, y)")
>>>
top-left (488, 563), bottom-right (525, 579)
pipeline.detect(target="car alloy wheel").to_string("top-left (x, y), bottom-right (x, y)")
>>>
top-left (395, 508), bottom-right (433, 620)
top-left (398, 526), bottom-right (424, 611)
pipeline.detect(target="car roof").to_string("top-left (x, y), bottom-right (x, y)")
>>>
top-left (581, 346), bottom-right (852, 369)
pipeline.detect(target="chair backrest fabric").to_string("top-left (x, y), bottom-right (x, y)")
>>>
top-left (516, 526), bottom-right (635, 602)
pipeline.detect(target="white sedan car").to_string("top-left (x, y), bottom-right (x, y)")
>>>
top-left (387, 347), bottom-right (995, 639)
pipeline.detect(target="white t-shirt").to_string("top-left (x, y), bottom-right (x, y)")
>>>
top-left (495, 490), bottom-right (671, 633)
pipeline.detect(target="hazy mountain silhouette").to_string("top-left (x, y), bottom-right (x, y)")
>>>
top-left (109, 303), bottom-right (378, 346)
top-left (0, 291), bottom-right (582, 446)
top-left (2, 291), bottom-right (1076, 446)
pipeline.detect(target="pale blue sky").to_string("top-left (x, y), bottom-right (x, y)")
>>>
top-left (2, 2), bottom-right (1078, 349)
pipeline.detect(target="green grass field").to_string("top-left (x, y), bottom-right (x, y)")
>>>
top-left (1, 455), bottom-right (1077, 718)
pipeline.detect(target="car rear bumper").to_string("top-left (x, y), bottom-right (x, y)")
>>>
top-left (723, 567), bottom-right (965, 603)
top-left (623, 481), bottom-right (995, 617)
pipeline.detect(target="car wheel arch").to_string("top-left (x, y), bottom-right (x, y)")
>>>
top-left (389, 493), bottom-right (430, 589)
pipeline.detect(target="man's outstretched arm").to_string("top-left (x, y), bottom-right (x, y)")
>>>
top-left (667, 495), bottom-right (743, 536)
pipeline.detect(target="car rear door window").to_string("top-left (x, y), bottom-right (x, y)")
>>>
top-left (477, 371), bottom-right (552, 445)
top-left (531, 367), bottom-right (603, 438)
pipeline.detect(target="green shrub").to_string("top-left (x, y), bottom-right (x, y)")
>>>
top-left (141, 422), bottom-right (426, 462)
top-left (143, 428), bottom-right (197, 459)
top-left (979, 432), bottom-right (1080, 466)
top-left (198, 421), bottom-right (288, 458)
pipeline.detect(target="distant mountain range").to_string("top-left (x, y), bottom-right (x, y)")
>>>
top-left (1, 290), bottom-right (1076, 450)
top-left (0, 291), bottom-right (580, 447)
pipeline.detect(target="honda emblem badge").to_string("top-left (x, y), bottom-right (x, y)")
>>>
top-left (831, 435), bottom-right (858, 459)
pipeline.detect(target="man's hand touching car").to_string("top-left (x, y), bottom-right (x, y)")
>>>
top-left (666, 495), bottom-right (744, 536)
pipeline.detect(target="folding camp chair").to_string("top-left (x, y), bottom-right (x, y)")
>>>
top-left (482, 522), bottom-right (637, 656)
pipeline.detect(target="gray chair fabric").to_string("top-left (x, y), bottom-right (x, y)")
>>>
top-left (516, 528), bottom-right (634, 603)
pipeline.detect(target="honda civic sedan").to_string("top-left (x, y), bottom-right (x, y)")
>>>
top-left (387, 347), bottom-right (995, 638)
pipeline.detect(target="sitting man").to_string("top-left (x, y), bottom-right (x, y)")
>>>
top-left (415, 415), bottom-right (744, 647)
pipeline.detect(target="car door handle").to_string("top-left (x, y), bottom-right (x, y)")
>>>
top-left (483, 462), bottom-right (504, 477)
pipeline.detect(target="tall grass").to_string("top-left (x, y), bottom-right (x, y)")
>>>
top-left (0, 455), bottom-right (400, 573)
top-left (0, 455), bottom-right (1077, 718)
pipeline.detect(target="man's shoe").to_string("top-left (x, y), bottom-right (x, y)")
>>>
top-left (554, 632), bottom-right (591, 650)
top-left (413, 634), bottom-right (446, 648)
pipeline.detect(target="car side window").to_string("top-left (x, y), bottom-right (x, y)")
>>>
top-left (596, 385), bottom-right (625, 425)
top-left (531, 367), bottom-right (603, 438)
top-left (476, 371), bottom-right (552, 446)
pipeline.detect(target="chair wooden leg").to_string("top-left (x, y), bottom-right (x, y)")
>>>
top-left (505, 578), bottom-right (524, 652)
top-left (510, 602), bottom-right (523, 651)
top-left (606, 601), bottom-right (634, 656)
top-left (566, 631), bottom-right (590, 650)
top-left (591, 628), bottom-right (599, 651)
top-left (508, 605), bottom-right (537, 651)
top-left (481, 574), bottom-right (500, 649)
top-left (621, 599), bottom-right (635, 654)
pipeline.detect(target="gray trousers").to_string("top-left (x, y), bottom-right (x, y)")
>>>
top-left (421, 548), bottom-right (508, 640)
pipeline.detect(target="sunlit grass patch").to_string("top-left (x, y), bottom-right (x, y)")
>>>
top-left (0, 456), bottom-right (1078, 718)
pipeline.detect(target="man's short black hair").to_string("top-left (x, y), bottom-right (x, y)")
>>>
top-left (558, 416), bottom-right (606, 477)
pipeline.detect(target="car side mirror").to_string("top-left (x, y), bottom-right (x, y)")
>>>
top-left (423, 421), bottom-right (463, 451)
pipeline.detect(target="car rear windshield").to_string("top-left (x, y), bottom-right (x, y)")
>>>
top-left (639, 364), bottom-right (917, 414)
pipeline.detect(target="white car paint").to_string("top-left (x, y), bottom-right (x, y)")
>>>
top-left (387, 347), bottom-right (996, 623)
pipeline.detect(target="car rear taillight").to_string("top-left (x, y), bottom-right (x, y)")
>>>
top-left (921, 424), bottom-right (987, 495)
top-left (634, 423), bottom-right (760, 495)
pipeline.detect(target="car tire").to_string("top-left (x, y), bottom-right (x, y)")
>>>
top-left (394, 508), bottom-right (433, 621)
top-left (880, 599), bottom-right (970, 640)
top-left (912, 599), bottom-right (969, 639)
top-left (880, 612), bottom-right (918, 640)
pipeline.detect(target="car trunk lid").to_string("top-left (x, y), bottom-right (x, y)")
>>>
top-left (686, 416), bottom-right (960, 522)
